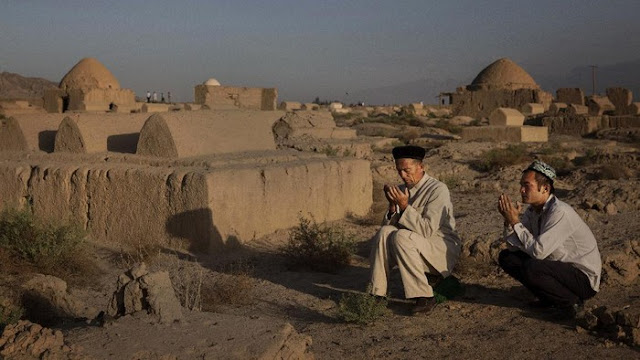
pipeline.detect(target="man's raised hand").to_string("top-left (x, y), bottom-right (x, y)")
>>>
top-left (498, 193), bottom-right (522, 227)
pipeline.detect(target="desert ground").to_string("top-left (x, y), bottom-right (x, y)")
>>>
top-left (1, 113), bottom-right (639, 359)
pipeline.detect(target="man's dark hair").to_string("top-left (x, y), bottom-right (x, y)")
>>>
top-left (525, 170), bottom-right (555, 194)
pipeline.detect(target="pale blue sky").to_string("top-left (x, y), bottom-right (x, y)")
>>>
top-left (1, 0), bottom-right (639, 103)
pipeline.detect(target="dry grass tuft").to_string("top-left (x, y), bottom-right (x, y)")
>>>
top-left (201, 260), bottom-right (255, 311)
top-left (283, 217), bottom-right (356, 273)
top-left (597, 164), bottom-right (633, 180)
top-left (113, 240), bottom-right (162, 269)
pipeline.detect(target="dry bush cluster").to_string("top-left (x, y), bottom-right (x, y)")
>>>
top-left (283, 217), bottom-right (356, 273)
top-left (597, 164), bottom-right (634, 180)
top-left (367, 114), bottom-right (422, 127)
top-left (0, 208), bottom-right (95, 330)
top-left (473, 144), bottom-right (530, 172)
top-left (114, 240), bottom-right (162, 269)
top-left (0, 208), bottom-right (93, 282)
top-left (168, 257), bottom-right (255, 312)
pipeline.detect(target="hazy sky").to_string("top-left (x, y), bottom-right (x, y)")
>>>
top-left (1, 0), bottom-right (639, 103)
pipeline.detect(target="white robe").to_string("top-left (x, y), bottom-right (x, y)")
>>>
top-left (370, 174), bottom-right (462, 298)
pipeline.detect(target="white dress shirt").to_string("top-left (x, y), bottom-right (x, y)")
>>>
top-left (506, 195), bottom-right (602, 291)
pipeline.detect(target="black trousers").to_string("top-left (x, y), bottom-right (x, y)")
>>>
top-left (498, 250), bottom-right (596, 307)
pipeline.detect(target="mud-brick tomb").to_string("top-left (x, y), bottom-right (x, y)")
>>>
top-left (0, 58), bottom-right (372, 252)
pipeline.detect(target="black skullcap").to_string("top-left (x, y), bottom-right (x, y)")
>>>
top-left (392, 145), bottom-right (426, 160)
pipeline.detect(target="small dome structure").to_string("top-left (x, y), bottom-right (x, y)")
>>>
top-left (469, 58), bottom-right (538, 90)
top-left (59, 58), bottom-right (121, 92)
top-left (203, 78), bottom-right (221, 86)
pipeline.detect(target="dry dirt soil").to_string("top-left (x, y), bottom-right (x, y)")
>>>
top-left (3, 130), bottom-right (640, 359)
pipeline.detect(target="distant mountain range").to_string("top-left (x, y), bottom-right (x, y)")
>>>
top-left (348, 59), bottom-right (640, 105)
top-left (0, 72), bottom-right (57, 100)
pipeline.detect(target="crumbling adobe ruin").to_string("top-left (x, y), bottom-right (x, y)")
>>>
top-left (0, 59), bottom-right (373, 253)
top-left (194, 78), bottom-right (278, 111)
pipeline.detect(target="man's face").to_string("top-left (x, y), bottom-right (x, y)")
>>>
top-left (395, 158), bottom-right (424, 188)
top-left (519, 171), bottom-right (549, 206)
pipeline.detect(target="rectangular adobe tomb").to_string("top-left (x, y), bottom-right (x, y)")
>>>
top-left (0, 151), bottom-right (372, 252)
top-left (461, 126), bottom-right (548, 142)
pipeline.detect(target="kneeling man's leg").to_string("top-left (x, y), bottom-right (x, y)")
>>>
top-left (369, 225), bottom-right (398, 296)
top-left (523, 259), bottom-right (596, 307)
top-left (391, 230), bottom-right (433, 299)
top-left (498, 249), bottom-right (534, 287)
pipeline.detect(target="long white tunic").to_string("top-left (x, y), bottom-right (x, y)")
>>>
top-left (384, 174), bottom-right (462, 276)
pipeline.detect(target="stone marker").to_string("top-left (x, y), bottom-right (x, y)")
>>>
top-left (329, 102), bottom-right (343, 111)
top-left (587, 95), bottom-right (615, 116)
top-left (488, 107), bottom-right (525, 126)
top-left (549, 102), bottom-right (568, 115)
top-left (23, 274), bottom-right (98, 324)
top-left (567, 104), bottom-right (589, 115)
top-left (108, 265), bottom-right (183, 324)
top-left (278, 101), bottom-right (302, 111)
top-left (141, 103), bottom-right (171, 113)
top-left (556, 88), bottom-right (585, 105)
top-left (606, 87), bottom-right (633, 114)
top-left (627, 102), bottom-right (640, 115)
top-left (462, 126), bottom-right (548, 142)
top-left (184, 103), bottom-right (202, 111)
top-left (521, 103), bottom-right (544, 115)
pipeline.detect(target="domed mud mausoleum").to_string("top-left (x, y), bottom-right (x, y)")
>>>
top-left (446, 58), bottom-right (553, 119)
top-left (43, 58), bottom-right (136, 113)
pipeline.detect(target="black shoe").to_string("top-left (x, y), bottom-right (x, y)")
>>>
top-left (528, 299), bottom-right (554, 309)
top-left (554, 302), bottom-right (584, 321)
top-left (411, 297), bottom-right (437, 315)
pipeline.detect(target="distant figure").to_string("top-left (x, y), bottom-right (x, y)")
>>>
top-left (146, 91), bottom-right (151, 103)
top-left (152, 91), bottom-right (157, 103)
top-left (369, 145), bottom-right (462, 315)
top-left (167, 91), bottom-right (171, 104)
top-left (497, 160), bottom-right (601, 319)
top-left (161, 93), bottom-right (165, 103)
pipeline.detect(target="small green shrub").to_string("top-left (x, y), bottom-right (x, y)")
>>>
top-left (473, 144), bottom-right (530, 172)
top-left (323, 145), bottom-right (339, 157)
top-left (441, 175), bottom-right (461, 190)
top-left (337, 286), bottom-right (387, 325)
top-left (433, 276), bottom-right (464, 304)
top-left (573, 148), bottom-right (598, 167)
top-left (0, 208), bottom-right (86, 271)
top-left (434, 119), bottom-right (462, 134)
top-left (283, 217), bottom-right (355, 273)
